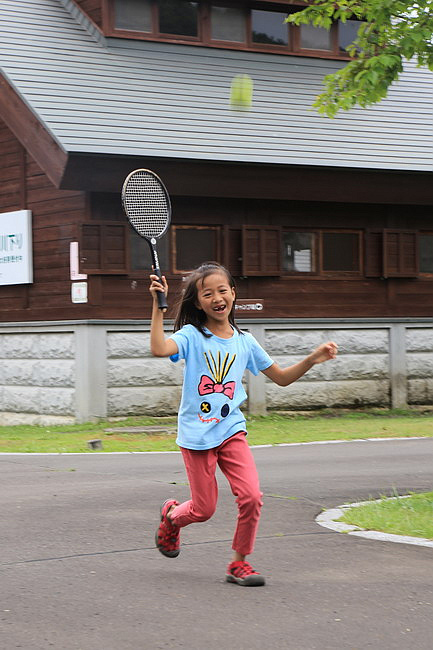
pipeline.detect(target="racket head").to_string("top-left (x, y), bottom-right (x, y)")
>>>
top-left (121, 169), bottom-right (171, 240)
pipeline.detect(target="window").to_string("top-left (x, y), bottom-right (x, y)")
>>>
top-left (282, 232), bottom-right (315, 273)
top-left (114, 0), bottom-right (152, 32)
top-left (251, 9), bottom-right (289, 46)
top-left (172, 226), bottom-right (221, 273)
top-left (159, 1), bottom-right (199, 37)
top-left (419, 234), bottom-right (433, 274)
top-left (113, 0), bottom-right (200, 38)
top-left (211, 6), bottom-right (245, 42)
top-left (109, 1), bottom-right (360, 59)
top-left (339, 19), bottom-right (361, 53)
top-left (299, 24), bottom-right (332, 51)
top-left (239, 227), bottom-right (364, 277)
top-left (281, 230), bottom-right (361, 276)
top-left (322, 232), bottom-right (361, 273)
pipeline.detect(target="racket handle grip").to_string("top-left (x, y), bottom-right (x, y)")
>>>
top-left (150, 242), bottom-right (168, 312)
top-left (154, 268), bottom-right (168, 312)
top-left (156, 286), bottom-right (168, 312)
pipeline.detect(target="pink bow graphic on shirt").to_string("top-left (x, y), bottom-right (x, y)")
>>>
top-left (198, 375), bottom-right (236, 400)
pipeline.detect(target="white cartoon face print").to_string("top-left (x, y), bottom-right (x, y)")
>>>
top-left (197, 350), bottom-right (236, 424)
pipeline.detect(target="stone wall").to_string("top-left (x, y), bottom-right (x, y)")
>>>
top-left (106, 331), bottom-right (183, 416)
top-left (264, 328), bottom-right (390, 409)
top-left (0, 331), bottom-right (75, 424)
top-left (406, 327), bottom-right (433, 405)
top-left (0, 320), bottom-right (432, 424)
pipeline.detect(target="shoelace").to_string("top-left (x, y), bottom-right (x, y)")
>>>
top-left (230, 561), bottom-right (259, 577)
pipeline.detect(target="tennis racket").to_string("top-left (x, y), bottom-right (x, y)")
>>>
top-left (121, 169), bottom-right (171, 312)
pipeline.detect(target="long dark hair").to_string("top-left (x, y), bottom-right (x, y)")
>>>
top-left (173, 262), bottom-right (242, 337)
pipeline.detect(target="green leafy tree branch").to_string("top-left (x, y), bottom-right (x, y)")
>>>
top-left (286, 1), bottom-right (433, 117)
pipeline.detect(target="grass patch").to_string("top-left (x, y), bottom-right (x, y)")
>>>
top-left (339, 491), bottom-right (433, 540)
top-left (0, 416), bottom-right (179, 453)
top-left (0, 409), bottom-right (432, 453)
top-left (246, 411), bottom-right (433, 446)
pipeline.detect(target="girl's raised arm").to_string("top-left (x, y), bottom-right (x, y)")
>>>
top-left (262, 341), bottom-right (338, 387)
top-left (149, 274), bottom-right (179, 357)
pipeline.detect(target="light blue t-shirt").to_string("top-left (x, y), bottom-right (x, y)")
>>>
top-left (169, 324), bottom-right (274, 450)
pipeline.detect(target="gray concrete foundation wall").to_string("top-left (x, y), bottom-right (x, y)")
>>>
top-left (0, 319), bottom-right (431, 424)
top-left (0, 330), bottom-right (75, 424)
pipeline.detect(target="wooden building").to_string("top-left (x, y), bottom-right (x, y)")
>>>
top-left (0, 0), bottom-right (432, 423)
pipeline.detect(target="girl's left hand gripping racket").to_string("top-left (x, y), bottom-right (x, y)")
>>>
top-left (121, 169), bottom-right (171, 312)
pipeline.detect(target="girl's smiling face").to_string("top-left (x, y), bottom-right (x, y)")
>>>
top-left (196, 272), bottom-right (236, 323)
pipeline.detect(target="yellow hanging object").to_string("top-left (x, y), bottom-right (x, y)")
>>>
top-left (230, 74), bottom-right (253, 110)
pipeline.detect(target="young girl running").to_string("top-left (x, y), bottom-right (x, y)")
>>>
top-left (150, 262), bottom-right (337, 587)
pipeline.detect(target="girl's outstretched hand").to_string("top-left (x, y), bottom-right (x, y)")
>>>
top-left (310, 341), bottom-right (338, 364)
top-left (149, 273), bottom-right (168, 302)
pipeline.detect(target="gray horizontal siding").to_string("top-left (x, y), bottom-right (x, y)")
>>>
top-left (0, 0), bottom-right (432, 171)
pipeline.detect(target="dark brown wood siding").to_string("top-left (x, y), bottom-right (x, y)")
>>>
top-left (0, 120), bottom-right (27, 311)
top-left (86, 194), bottom-right (433, 321)
top-left (0, 120), bottom-right (24, 213)
top-left (25, 153), bottom-right (87, 316)
top-left (1, 138), bottom-right (433, 321)
top-left (383, 230), bottom-right (418, 278)
top-left (0, 118), bottom-right (89, 320)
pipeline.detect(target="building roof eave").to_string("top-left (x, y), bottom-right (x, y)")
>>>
top-left (0, 71), bottom-right (68, 187)
top-left (60, 151), bottom-right (433, 205)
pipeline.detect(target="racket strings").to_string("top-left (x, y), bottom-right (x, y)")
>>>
top-left (123, 172), bottom-right (170, 239)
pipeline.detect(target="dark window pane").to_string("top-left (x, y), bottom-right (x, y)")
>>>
top-left (159, 0), bottom-right (198, 37)
top-left (130, 230), bottom-right (168, 271)
top-left (252, 10), bottom-right (288, 46)
top-left (339, 19), bottom-right (361, 52)
top-left (175, 228), bottom-right (218, 271)
top-left (419, 234), bottom-right (433, 273)
top-left (211, 6), bottom-right (245, 42)
top-left (322, 233), bottom-right (359, 271)
top-left (282, 232), bottom-right (315, 272)
top-left (114, 0), bottom-right (152, 31)
top-left (300, 24), bottom-right (332, 50)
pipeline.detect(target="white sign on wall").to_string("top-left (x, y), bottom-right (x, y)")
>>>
top-left (0, 210), bottom-right (33, 286)
top-left (70, 241), bottom-right (87, 280)
top-left (71, 281), bottom-right (88, 304)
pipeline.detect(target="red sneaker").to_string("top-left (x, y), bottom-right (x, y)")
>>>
top-left (226, 560), bottom-right (265, 586)
top-left (155, 499), bottom-right (180, 558)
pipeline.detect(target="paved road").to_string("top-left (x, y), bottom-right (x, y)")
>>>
top-left (1, 438), bottom-right (432, 650)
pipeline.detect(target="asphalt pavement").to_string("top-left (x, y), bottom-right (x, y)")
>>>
top-left (1, 438), bottom-right (432, 650)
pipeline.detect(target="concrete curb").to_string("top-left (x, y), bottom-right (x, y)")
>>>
top-left (316, 496), bottom-right (433, 549)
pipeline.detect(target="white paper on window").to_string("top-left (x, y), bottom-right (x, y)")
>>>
top-left (294, 249), bottom-right (312, 272)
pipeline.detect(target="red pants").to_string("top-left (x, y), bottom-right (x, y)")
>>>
top-left (169, 431), bottom-right (263, 556)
